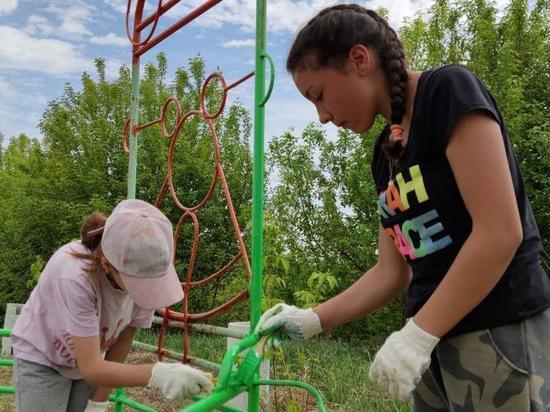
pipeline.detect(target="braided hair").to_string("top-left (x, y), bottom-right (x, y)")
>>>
top-left (287, 4), bottom-right (407, 160)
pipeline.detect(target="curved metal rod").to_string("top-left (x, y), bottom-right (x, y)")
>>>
top-left (189, 252), bottom-right (243, 287)
top-left (200, 72), bottom-right (227, 120)
top-left (165, 111), bottom-right (219, 212)
top-left (125, 0), bottom-right (162, 47)
top-left (156, 289), bottom-right (249, 322)
top-left (258, 52), bottom-right (275, 107)
top-left (256, 379), bottom-right (327, 412)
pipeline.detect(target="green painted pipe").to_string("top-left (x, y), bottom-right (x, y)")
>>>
top-left (0, 328), bottom-right (11, 337)
top-left (183, 386), bottom-right (246, 411)
top-left (112, 387), bottom-right (125, 412)
top-left (249, 0), bottom-right (270, 410)
top-left (191, 395), bottom-right (245, 412)
top-left (257, 379), bottom-right (327, 412)
top-left (0, 385), bottom-right (15, 394)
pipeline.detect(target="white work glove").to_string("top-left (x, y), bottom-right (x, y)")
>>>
top-left (255, 303), bottom-right (323, 341)
top-left (368, 319), bottom-right (439, 401)
top-left (84, 400), bottom-right (109, 412)
top-left (147, 362), bottom-right (215, 402)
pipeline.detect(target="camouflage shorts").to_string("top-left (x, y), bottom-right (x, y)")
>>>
top-left (413, 307), bottom-right (550, 411)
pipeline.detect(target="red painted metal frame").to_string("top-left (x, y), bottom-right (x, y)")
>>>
top-left (124, 0), bottom-right (255, 362)
top-left (126, 0), bottom-right (224, 58)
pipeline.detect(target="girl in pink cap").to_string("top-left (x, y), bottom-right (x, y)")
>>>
top-left (11, 199), bottom-right (214, 412)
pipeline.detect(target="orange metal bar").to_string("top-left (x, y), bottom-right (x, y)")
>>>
top-left (134, 0), bottom-right (224, 57)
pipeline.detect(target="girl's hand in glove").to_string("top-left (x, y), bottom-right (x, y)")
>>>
top-left (84, 400), bottom-right (109, 412)
top-left (255, 303), bottom-right (323, 341)
top-left (147, 362), bottom-right (215, 401)
top-left (368, 319), bottom-right (439, 401)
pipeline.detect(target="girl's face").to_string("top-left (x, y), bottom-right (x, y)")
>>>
top-left (292, 48), bottom-right (383, 134)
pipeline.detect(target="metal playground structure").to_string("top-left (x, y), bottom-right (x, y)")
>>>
top-left (1, 1), bottom-right (327, 411)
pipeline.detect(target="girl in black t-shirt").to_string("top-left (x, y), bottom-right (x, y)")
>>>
top-left (256, 4), bottom-right (550, 411)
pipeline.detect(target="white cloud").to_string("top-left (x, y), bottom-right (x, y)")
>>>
top-left (222, 39), bottom-right (256, 48)
top-left (45, 1), bottom-right (96, 38)
top-left (0, 26), bottom-right (92, 75)
top-left (24, 15), bottom-right (56, 36)
top-left (103, 0), bottom-right (127, 14)
top-left (0, 0), bottom-right (18, 15)
top-left (23, 2), bottom-right (97, 39)
top-left (90, 32), bottom-right (129, 47)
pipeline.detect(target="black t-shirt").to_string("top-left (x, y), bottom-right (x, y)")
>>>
top-left (371, 65), bottom-right (550, 336)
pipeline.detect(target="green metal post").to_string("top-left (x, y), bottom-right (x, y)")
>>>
top-left (257, 380), bottom-right (327, 412)
top-left (249, 0), bottom-right (268, 411)
top-left (114, 387), bottom-right (125, 412)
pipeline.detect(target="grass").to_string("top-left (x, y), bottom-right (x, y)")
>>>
top-left (135, 328), bottom-right (411, 411)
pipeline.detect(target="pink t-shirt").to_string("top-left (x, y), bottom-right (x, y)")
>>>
top-left (11, 241), bottom-right (154, 379)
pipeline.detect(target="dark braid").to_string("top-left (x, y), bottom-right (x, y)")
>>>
top-left (287, 5), bottom-right (408, 160)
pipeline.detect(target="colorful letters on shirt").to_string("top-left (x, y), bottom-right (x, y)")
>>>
top-left (378, 165), bottom-right (452, 260)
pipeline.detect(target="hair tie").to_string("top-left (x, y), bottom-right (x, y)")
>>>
top-left (87, 226), bottom-right (105, 237)
top-left (390, 124), bottom-right (404, 142)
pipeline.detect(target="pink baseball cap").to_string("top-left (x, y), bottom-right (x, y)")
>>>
top-left (101, 199), bottom-right (183, 310)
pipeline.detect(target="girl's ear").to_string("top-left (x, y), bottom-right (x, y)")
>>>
top-left (348, 44), bottom-right (373, 76)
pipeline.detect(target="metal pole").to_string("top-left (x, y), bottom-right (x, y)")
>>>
top-left (249, 0), bottom-right (267, 410)
top-left (127, 1), bottom-right (144, 199)
top-left (121, 2), bottom-right (144, 410)
top-left (132, 340), bottom-right (222, 372)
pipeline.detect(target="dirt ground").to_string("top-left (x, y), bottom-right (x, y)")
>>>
top-left (0, 349), bottom-right (318, 412)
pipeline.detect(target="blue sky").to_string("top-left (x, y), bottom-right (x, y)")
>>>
top-left (0, 0), bottom-right (449, 145)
